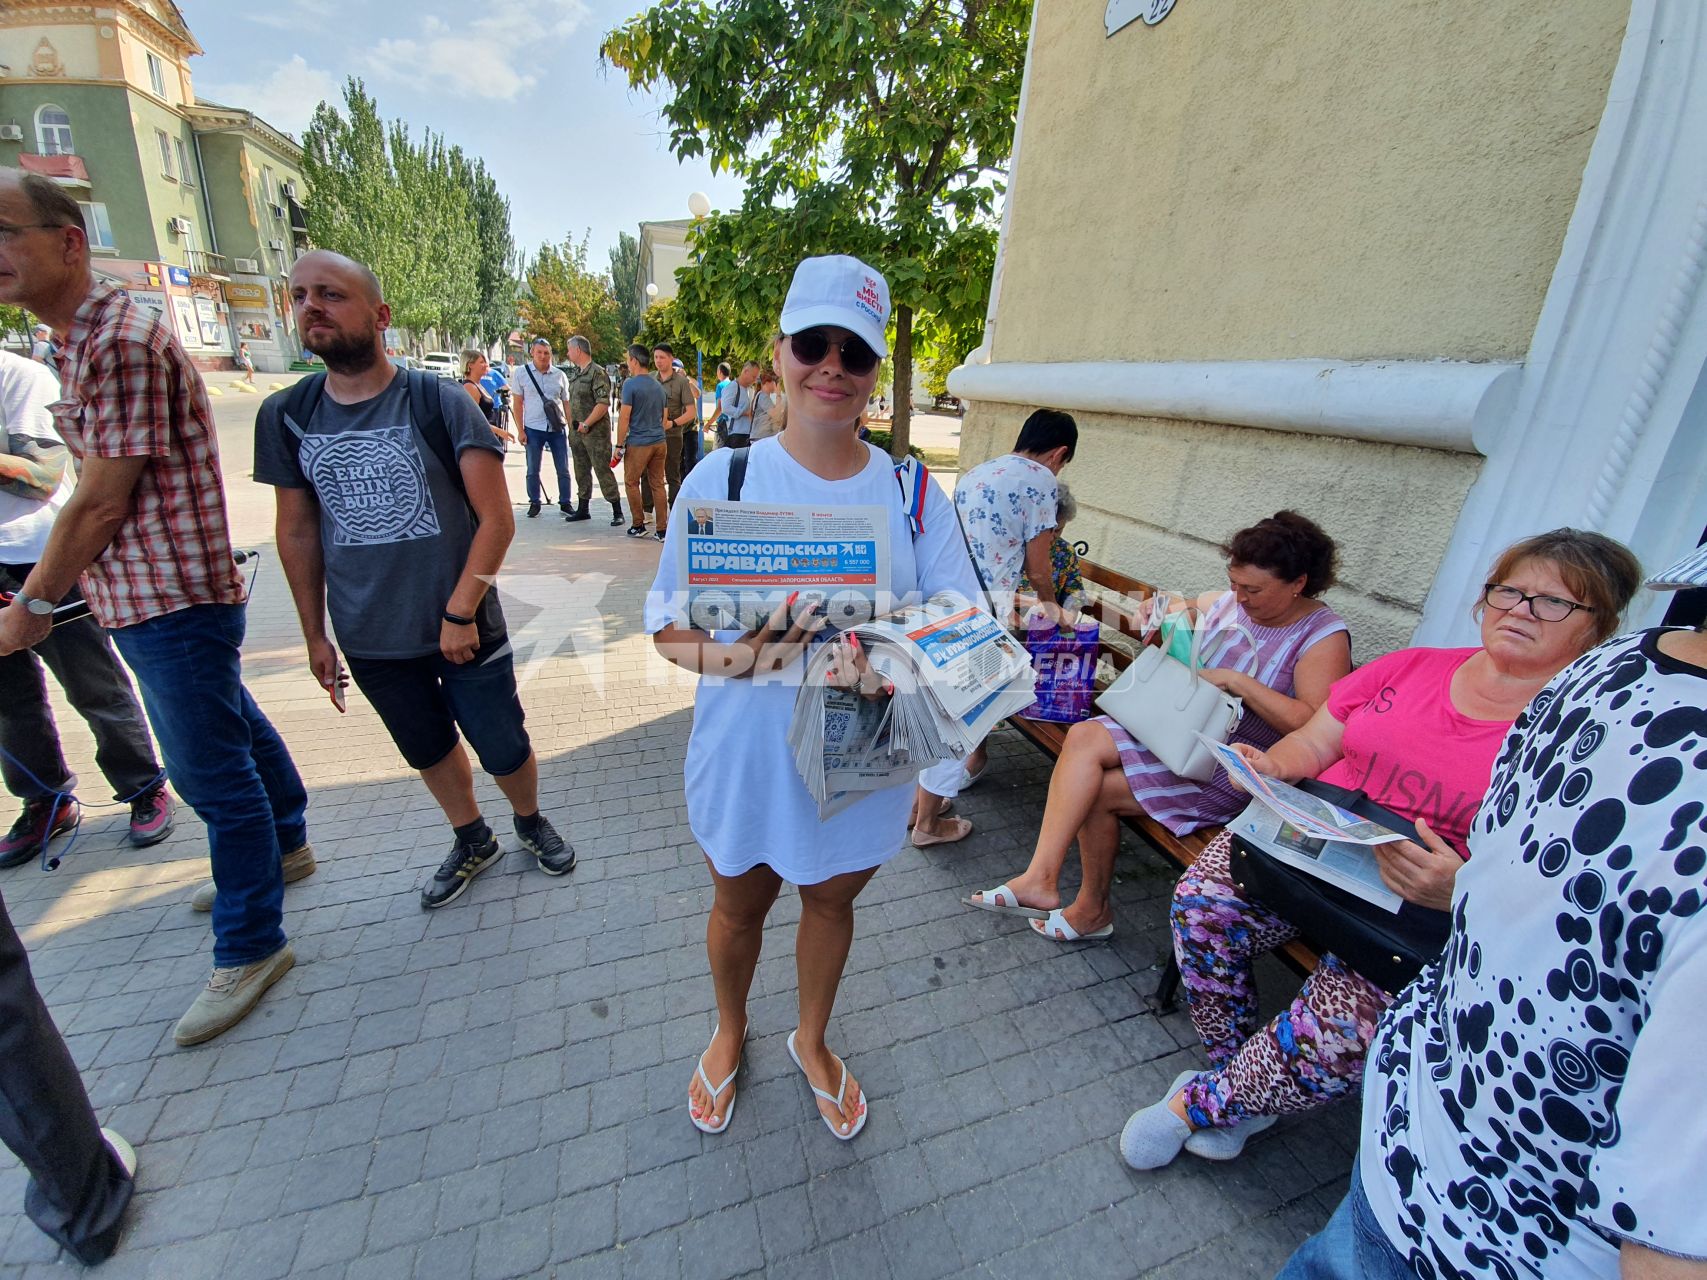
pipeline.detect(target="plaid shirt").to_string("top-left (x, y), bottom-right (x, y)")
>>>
top-left (51, 281), bottom-right (244, 628)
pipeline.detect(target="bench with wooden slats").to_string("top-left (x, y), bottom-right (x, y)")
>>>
top-left (1003, 557), bottom-right (1321, 1003)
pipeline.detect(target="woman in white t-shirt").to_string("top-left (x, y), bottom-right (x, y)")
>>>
top-left (646, 256), bottom-right (981, 1141)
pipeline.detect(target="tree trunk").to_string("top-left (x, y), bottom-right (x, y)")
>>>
top-left (890, 303), bottom-right (913, 458)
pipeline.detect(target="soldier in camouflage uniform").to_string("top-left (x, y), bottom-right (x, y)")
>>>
top-left (562, 336), bottom-right (623, 525)
top-left (650, 343), bottom-right (697, 512)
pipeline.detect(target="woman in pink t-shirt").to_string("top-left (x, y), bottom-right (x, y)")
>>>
top-left (1118, 530), bottom-right (1644, 1172)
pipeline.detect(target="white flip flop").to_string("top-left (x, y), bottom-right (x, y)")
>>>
top-left (688, 1024), bottom-right (745, 1135)
top-left (1029, 907), bottom-right (1114, 942)
top-left (961, 882), bottom-right (1049, 919)
top-left (786, 1030), bottom-right (867, 1141)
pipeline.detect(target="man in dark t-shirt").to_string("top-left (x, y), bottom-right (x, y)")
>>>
top-left (257, 250), bottom-right (576, 909)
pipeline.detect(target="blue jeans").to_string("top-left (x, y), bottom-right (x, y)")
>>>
top-left (525, 428), bottom-right (571, 506)
top-left (1276, 1160), bottom-right (1416, 1280)
top-left (109, 604), bottom-right (305, 968)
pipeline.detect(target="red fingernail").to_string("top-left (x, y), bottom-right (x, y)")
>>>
top-left (849, 635), bottom-right (861, 652)
top-left (884, 681), bottom-right (894, 696)
top-left (787, 591), bottom-right (799, 608)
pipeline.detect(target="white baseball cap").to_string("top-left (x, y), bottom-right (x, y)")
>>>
top-left (780, 255), bottom-right (890, 358)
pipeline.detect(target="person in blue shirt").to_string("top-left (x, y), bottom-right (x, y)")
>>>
top-left (480, 359), bottom-right (509, 431)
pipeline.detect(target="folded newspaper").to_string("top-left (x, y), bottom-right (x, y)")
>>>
top-left (679, 500), bottom-right (890, 631)
top-left (1202, 736), bottom-right (1408, 912)
top-left (789, 598), bottom-right (1037, 818)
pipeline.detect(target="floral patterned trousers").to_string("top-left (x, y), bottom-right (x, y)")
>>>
top-left (1169, 831), bottom-right (1394, 1128)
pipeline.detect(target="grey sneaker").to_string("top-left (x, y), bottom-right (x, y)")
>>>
top-left (1183, 1112), bottom-right (1277, 1161)
top-left (173, 944), bottom-right (295, 1046)
top-left (191, 842), bottom-right (316, 913)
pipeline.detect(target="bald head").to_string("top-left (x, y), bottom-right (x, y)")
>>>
top-left (289, 249), bottom-right (392, 376)
top-left (289, 249), bottom-right (384, 304)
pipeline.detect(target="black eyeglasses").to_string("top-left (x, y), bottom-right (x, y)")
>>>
top-left (1482, 583), bottom-right (1594, 623)
top-left (788, 328), bottom-right (880, 376)
top-left (0, 222), bottom-right (65, 244)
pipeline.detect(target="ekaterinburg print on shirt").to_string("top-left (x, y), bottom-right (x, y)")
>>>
top-left (299, 426), bottom-right (441, 546)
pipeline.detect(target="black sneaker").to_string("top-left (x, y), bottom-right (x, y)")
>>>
top-left (420, 831), bottom-right (503, 909)
top-left (626, 525), bottom-right (649, 538)
top-left (514, 815), bottom-right (576, 876)
top-left (526, 501), bottom-right (541, 518)
top-left (653, 530), bottom-right (668, 542)
top-left (0, 796), bottom-right (80, 870)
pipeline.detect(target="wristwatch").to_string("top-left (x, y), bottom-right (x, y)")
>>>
top-left (10, 592), bottom-right (54, 616)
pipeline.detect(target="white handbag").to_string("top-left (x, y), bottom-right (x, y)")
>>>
top-left (1094, 610), bottom-right (1258, 781)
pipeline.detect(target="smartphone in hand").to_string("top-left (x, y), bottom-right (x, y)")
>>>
top-left (326, 658), bottom-right (347, 713)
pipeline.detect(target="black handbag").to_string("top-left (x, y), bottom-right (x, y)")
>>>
top-left (523, 364), bottom-right (567, 432)
top-left (1228, 779), bottom-right (1451, 994)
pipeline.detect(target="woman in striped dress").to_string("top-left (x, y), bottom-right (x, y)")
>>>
top-left (966, 512), bottom-right (1351, 941)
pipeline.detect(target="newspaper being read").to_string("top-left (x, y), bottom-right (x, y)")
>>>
top-left (678, 501), bottom-right (890, 632)
top-left (1203, 736), bottom-right (1407, 912)
top-left (789, 596), bottom-right (1037, 818)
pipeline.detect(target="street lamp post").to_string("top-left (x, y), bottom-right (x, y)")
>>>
top-left (687, 191), bottom-right (711, 418)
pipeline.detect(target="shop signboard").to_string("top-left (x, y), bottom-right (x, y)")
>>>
top-left (225, 282), bottom-right (270, 308)
top-left (172, 296), bottom-right (202, 348)
top-left (194, 296), bottom-right (225, 348)
top-left (127, 289), bottom-right (168, 316)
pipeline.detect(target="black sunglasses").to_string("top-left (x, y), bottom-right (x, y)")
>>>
top-left (788, 328), bottom-right (880, 376)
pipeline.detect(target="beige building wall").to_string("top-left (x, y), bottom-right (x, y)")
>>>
top-left (962, 0), bottom-right (1629, 656)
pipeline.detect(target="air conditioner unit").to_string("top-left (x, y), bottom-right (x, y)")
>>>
top-left (268, 238), bottom-right (286, 252)
top-left (280, 180), bottom-right (298, 200)
top-left (0, 123), bottom-right (22, 142)
top-left (268, 203), bottom-right (286, 220)
top-left (168, 216), bottom-right (191, 235)
top-left (232, 257), bottom-right (260, 274)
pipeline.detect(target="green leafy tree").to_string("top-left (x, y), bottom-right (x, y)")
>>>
top-left (601, 0), bottom-right (1027, 454)
top-left (0, 304), bottom-right (31, 344)
top-left (301, 79), bottom-right (512, 347)
top-left (458, 152), bottom-right (517, 343)
top-left (608, 231), bottom-right (645, 342)
top-left (518, 233), bottom-right (624, 361)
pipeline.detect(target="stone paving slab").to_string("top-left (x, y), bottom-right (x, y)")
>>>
top-left (0, 398), bottom-right (1353, 1276)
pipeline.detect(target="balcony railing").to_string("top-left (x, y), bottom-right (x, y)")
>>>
top-left (186, 249), bottom-right (229, 278)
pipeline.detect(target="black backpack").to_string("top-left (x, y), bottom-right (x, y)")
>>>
top-left (275, 369), bottom-right (472, 514)
top-left (725, 445), bottom-right (929, 538)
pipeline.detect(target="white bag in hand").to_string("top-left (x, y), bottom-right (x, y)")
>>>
top-left (1094, 614), bottom-right (1257, 781)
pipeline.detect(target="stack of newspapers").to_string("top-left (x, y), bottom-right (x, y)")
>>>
top-left (788, 597), bottom-right (1037, 818)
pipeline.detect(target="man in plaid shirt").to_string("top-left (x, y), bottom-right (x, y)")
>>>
top-left (0, 170), bottom-right (309, 1051)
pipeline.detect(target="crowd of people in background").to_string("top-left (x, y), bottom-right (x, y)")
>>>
top-left (0, 164), bottom-right (1701, 1280)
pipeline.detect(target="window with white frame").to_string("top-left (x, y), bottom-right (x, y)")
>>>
top-left (78, 202), bottom-right (116, 252)
top-left (175, 138), bottom-right (195, 187)
top-left (147, 52), bottom-right (167, 99)
top-left (35, 106), bottom-right (73, 156)
top-left (156, 129), bottom-right (176, 180)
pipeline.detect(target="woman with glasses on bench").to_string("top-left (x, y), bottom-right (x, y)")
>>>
top-left (1119, 529), bottom-right (1642, 1171)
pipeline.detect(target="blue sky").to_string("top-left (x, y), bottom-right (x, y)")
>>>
top-left (182, 0), bottom-right (746, 272)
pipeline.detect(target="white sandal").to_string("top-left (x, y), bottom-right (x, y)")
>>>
top-left (786, 1030), bottom-right (867, 1141)
top-left (688, 1025), bottom-right (746, 1134)
top-left (1029, 907), bottom-right (1114, 942)
top-left (961, 882), bottom-right (1049, 919)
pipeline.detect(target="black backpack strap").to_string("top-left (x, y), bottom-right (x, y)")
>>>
top-left (277, 372), bottom-right (326, 441)
top-left (404, 371), bottom-right (480, 531)
top-left (727, 446), bottom-right (750, 501)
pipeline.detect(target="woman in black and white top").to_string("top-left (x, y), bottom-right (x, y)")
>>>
top-left (1280, 543), bottom-right (1707, 1280)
